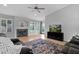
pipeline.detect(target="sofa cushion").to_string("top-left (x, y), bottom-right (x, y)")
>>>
top-left (69, 43), bottom-right (79, 49)
top-left (68, 47), bottom-right (79, 54)
top-left (66, 42), bottom-right (79, 49)
top-left (0, 33), bottom-right (6, 37)
top-left (0, 37), bottom-right (22, 54)
top-left (0, 37), bottom-right (14, 46)
top-left (62, 42), bottom-right (79, 54)
top-left (70, 36), bottom-right (79, 45)
top-left (61, 46), bottom-right (69, 54)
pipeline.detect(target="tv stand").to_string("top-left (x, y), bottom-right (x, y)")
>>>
top-left (47, 32), bottom-right (64, 41)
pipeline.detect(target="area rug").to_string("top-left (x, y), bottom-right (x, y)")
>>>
top-left (24, 39), bottom-right (64, 54)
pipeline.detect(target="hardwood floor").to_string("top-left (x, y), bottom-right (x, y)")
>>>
top-left (18, 34), bottom-right (43, 43)
top-left (18, 34), bottom-right (66, 45)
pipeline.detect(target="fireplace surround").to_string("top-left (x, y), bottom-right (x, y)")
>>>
top-left (17, 29), bottom-right (28, 37)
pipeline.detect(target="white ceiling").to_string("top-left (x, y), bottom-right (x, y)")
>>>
top-left (0, 4), bottom-right (69, 21)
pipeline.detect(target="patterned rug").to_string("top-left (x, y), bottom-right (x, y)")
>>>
top-left (24, 39), bottom-right (63, 54)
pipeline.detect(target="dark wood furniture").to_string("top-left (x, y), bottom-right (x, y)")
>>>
top-left (47, 32), bottom-right (64, 41)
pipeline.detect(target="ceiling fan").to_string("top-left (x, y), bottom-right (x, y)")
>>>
top-left (28, 4), bottom-right (45, 13)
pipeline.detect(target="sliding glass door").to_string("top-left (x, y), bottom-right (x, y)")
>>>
top-left (28, 21), bottom-right (40, 35)
top-left (28, 21), bottom-right (45, 35)
top-left (0, 18), bottom-right (14, 37)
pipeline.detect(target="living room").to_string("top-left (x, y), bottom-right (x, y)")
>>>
top-left (0, 4), bottom-right (79, 54)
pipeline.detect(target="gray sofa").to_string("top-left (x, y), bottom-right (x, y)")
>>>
top-left (10, 38), bottom-right (33, 54)
top-left (62, 36), bottom-right (79, 54)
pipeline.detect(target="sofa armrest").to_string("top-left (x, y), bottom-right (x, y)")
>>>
top-left (68, 47), bottom-right (79, 54)
top-left (62, 43), bottom-right (79, 54)
top-left (61, 46), bottom-right (69, 54)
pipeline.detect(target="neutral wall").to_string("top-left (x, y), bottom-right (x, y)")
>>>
top-left (13, 17), bottom-right (30, 38)
top-left (45, 5), bottom-right (79, 42)
top-left (0, 13), bottom-right (35, 38)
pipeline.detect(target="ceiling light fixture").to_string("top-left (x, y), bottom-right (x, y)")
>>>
top-left (3, 3), bottom-right (7, 6)
top-left (34, 14), bottom-right (37, 16)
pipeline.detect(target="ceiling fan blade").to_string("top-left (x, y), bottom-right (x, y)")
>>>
top-left (28, 7), bottom-right (34, 9)
top-left (38, 8), bottom-right (45, 10)
top-left (31, 10), bottom-right (35, 12)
